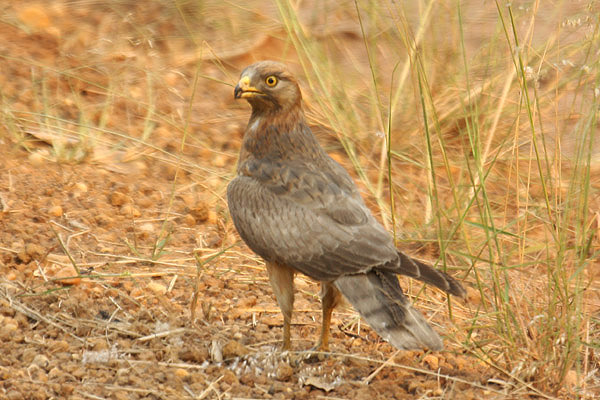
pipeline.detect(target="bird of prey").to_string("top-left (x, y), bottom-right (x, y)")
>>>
top-left (228, 60), bottom-right (466, 352)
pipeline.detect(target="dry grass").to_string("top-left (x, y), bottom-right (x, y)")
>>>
top-left (278, 1), bottom-right (600, 395)
top-left (1, 0), bottom-right (599, 398)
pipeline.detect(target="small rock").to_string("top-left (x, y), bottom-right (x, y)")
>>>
top-left (221, 369), bottom-right (239, 385)
top-left (407, 379), bottom-right (422, 394)
top-left (48, 367), bottom-right (62, 379)
top-left (21, 347), bottom-right (36, 363)
top-left (28, 151), bottom-right (46, 166)
top-left (183, 214), bottom-right (196, 227)
top-left (240, 373), bottom-right (255, 386)
top-left (178, 347), bottom-right (208, 363)
top-left (48, 205), bottom-right (63, 217)
top-left (17, 5), bottom-right (51, 30)
top-left (16, 251), bottom-right (31, 264)
top-left (95, 213), bottom-right (114, 227)
top-left (1, 322), bottom-right (18, 338)
top-left (465, 286), bottom-right (481, 305)
top-left (6, 389), bottom-right (22, 400)
top-left (120, 204), bottom-right (140, 217)
top-left (212, 154), bottom-right (227, 168)
top-left (31, 354), bottom-right (50, 370)
top-left (190, 203), bottom-right (209, 222)
top-left (208, 210), bottom-right (218, 225)
top-left (74, 182), bottom-right (88, 193)
top-left (262, 316), bottom-right (282, 327)
top-left (174, 368), bottom-right (189, 379)
top-left (139, 223), bottom-right (154, 233)
top-left (147, 281), bottom-right (167, 295)
top-left (275, 363), bottom-right (293, 381)
top-left (423, 354), bottom-right (439, 370)
top-left (164, 72), bottom-right (179, 86)
top-left (138, 349), bottom-right (156, 361)
top-left (51, 340), bottom-right (69, 352)
top-left (58, 384), bottom-right (75, 397)
top-left (26, 243), bottom-right (45, 259)
top-left (222, 340), bottom-right (249, 359)
top-left (109, 192), bottom-right (128, 206)
top-left (136, 196), bottom-right (153, 208)
top-left (54, 265), bottom-right (81, 286)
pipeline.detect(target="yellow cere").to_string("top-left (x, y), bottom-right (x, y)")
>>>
top-left (239, 76), bottom-right (251, 87)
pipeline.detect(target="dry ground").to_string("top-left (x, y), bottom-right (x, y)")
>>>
top-left (0, 1), bottom-right (598, 399)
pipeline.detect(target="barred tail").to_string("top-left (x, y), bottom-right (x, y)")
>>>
top-left (334, 270), bottom-right (443, 351)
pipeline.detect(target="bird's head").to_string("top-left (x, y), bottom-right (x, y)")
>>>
top-left (234, 61), bottom-right (302, 115)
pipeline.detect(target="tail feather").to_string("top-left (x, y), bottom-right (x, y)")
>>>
top-left (334, 271), bottom-right (443, 351)
top-left (393, 251), bottom-right (466, 298)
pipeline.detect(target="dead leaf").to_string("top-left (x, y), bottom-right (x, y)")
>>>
top-left (302, 376), bottom-right (337, 392)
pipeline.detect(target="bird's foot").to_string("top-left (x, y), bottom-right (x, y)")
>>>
top-left (301, 342), bottom-right (330, 363)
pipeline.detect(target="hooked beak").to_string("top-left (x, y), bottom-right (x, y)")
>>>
top-left (234, 76), bottom-right (262, 99)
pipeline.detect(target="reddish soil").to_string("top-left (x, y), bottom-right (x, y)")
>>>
top-left (0, 144), bottom-right (494, 398)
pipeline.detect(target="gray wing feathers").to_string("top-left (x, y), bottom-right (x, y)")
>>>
top-left (393, 251), bottom-right (467, 298)
top-left (227, 175), bottom-right (398, 281)
top-left (334, 271), bottom-right (444, 351)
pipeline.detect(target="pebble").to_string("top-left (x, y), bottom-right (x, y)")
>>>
top-left (26, 243), bottom-right (45, 259)
top-left (139, 223), bottom-right (154, 233)
top-left (109, 191), bottom-right (128, 206)
top-left (465, 286), bottom-right (482, 305)
top-left (28, 151), bottom-right (46, 166)
top-left (74, 182), bottom-right (88, 193)
top-left (54, 265), bottom-right (81, 286)
top-left (48, 205), bottom-right (63, 217)
top-left (51, 340), bottom-right (69, 352)
top-left (183, 214), bottom-right (196, 227)
top-left (207, 210), bottom-right (218, 225)
top-left (1, 322), bottom-right (19, 340)
top-left (31, 354), bottom-right (50, 370)
top-left (120, 204), bottom-right (140, 217)
top-left (221, 369), bottom-right (239, 385)
top-left (190, 203), bottom-right (209, 222)
top-left (178, 347), bottom-right (208, 363)
top-left (48, 366), bottom-right (62, 379)
top-left (164, 72), bottom-right (179, 86)
top-left (212, 154), bottom-right (227, 168)
top-left (222, 340), bottom-right (249, 359)
top-left (18, 5), bottom-right (51, 30)
top-left (423, 354), bottom-right (439, 370)
top-left (276, 363), bottom-right (293, 381)
top-left (6, 389), bottom-right (22, 400)
top-left (147, 281), bottom-right (167, 295)
top-left (136, 196), bottom-right (153, 208)
top-left (174, 368), bottom-right (189, 379)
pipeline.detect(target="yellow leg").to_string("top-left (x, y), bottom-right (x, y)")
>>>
top-left (265, 261), bottom-right (295, 350)
top-left (315, 282), bottom-right (341, 351)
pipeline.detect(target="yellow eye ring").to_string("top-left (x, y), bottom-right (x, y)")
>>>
top-left (265, 75), bottom-right (278, 87)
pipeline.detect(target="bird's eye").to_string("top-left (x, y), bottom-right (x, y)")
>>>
top-left (265, 75), bottom-right (278, 87)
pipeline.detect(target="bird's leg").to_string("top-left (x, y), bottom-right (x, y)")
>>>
top-left (314, 282), bottom-right (341, 351)
top-left (265, 261), bottom-right (295, 350)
